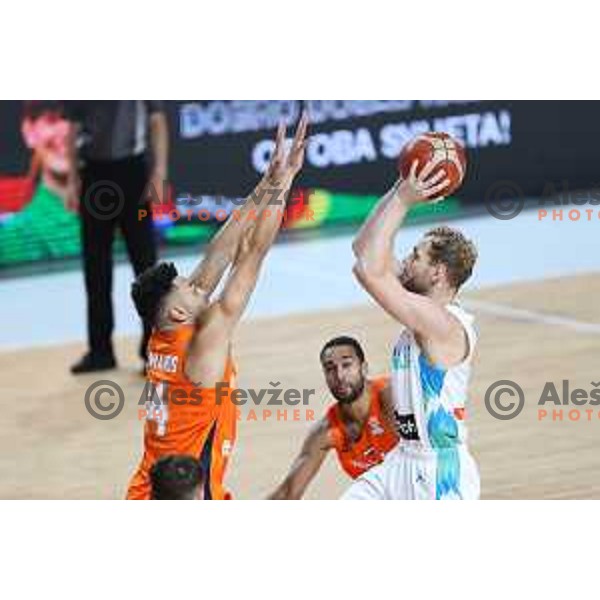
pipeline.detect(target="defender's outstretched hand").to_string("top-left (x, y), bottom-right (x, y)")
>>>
top-left (263, 111), bottom-right (309, 188)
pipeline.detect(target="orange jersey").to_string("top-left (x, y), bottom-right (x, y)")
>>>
top-left (126, 324), bottom-right (237, 500)
top-left (326, 376), bottom-right (398, 479)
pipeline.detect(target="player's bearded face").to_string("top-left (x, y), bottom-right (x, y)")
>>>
top-left (321, 347), bottom-right (366, 405)
top-left (398, 241), bottom-right (435, 295)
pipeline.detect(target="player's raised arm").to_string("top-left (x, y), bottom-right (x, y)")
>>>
top-left (352, 160), bottom-right (448, 276)
top-left (217, 112), bottom-right (308, 323)
top-left (352, 161), bottom-right (463, 355)
top-left (187, 124), bottom-right (295, 296)
top-left (268, 419), bottom-right (331, 500)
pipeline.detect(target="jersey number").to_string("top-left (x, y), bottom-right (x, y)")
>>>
top-left (145, 381), bottom-right (169, 437)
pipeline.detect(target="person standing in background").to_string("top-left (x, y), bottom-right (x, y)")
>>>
top-left (64, 101), bottom-right (169, 374)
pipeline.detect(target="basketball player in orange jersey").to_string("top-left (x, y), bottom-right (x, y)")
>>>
top-left (269, 336), bottom-right (398, 499)
top-left (126, 112), bottom-right (309, 500)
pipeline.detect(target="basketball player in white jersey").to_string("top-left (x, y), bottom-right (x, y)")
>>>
top-left (347, 159), bottom-right (479, 499)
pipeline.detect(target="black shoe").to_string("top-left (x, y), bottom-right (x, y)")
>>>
top-left (70, 352), bottom-right (117, 375)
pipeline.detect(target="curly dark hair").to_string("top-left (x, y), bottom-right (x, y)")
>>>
top-left (150, 455), bottom-right (204, 500)
top-left (424, 226), bottom-right (478, 290)
top-left (131, 262), bottom-right (179, 327)
top-left (320, 336), bottom-right (366, 364)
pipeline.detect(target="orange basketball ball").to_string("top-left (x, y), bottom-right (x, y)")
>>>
top-left (398, 132), bottom-right (467, 198)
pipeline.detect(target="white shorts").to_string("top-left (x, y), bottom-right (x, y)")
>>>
top-left (341, 444), bottom-right (480, 500)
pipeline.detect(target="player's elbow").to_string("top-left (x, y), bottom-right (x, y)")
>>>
top-left (352, 261), bottom-right (366, 283)
top-left (353, 259), bottom-right (384, 285)
top-left (351, 236), bottom-right (369, 260)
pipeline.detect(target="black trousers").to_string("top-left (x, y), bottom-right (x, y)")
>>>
top-left (80, 155), bottom-right (157, 360)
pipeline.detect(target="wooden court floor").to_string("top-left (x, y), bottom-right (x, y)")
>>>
top-left (1, 272), bottom-right (599, 499)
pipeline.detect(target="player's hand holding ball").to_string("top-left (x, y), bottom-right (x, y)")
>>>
top-left (395, 132), bottom-right (467, 205)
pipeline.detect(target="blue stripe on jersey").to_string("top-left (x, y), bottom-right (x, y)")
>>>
top-left (427, 406), bottom-right (461, 498)
top-left (435, 447), bottom-right (461, 499)
top-left (418, 353), bottom-right (445, 410)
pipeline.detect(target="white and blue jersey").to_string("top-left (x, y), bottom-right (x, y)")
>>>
top-left (342, 303), bottom-right (480, 501)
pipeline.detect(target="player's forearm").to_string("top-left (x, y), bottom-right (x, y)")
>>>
top-left (229, 113), bottom-right (305, 264)
top-left (268, 482), bottom-right (294, 500)
top-left (268, 475), bottom-right (309, 500)
top-left (150, 113), bottom-right (169, 180)
top-left (188, 178), bottom-right (284, 290)
top-left (246, 190), bottom-right (288, 257)
top-left (224, 175), bottom-right (285, 241)
top-left (352, 183), bottom-right (410, 276)
top-left (235, 175), bottom-right (294, 260)
top-left (268, 429), bottom-right (328, 500)
top-left (188, 210), bottom-right (249, 289)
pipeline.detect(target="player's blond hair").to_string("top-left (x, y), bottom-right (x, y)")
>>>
top-left (425, 226), bottom-right (477, 290)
